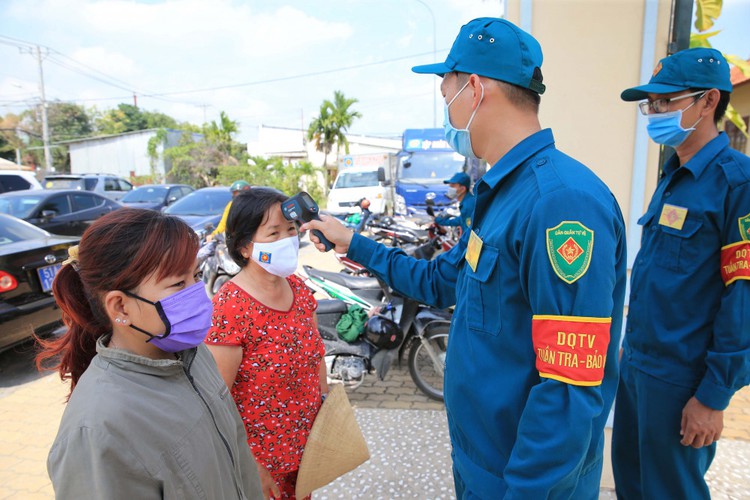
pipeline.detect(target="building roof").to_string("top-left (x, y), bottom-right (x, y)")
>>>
top-left (730, 60), bottom-right (750, 88)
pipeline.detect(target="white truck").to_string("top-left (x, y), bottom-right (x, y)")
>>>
top-left (326, 153), bottom-right (395, 215)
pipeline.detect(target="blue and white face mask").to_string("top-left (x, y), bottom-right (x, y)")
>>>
top-left (251, 235), bottom-right (300, 278)
top-left (646, 96), bottom-right (704, 148)
top-left (443, 80), bottom-right (484, 159)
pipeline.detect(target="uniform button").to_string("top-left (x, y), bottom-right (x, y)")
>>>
top-left (631, 294), bottom-right (637, 301)
top-left (536, 159), bottom-right (547, 166)
top-left (664, 191), bottom-right (671, 197)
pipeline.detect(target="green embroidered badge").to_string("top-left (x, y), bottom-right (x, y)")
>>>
top-left (546, 221), bottom-right (594, 284)
top-left (739, 213), bottom-right (750, 242)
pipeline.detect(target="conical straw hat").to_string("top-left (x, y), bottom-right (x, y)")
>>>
top-left (295, 384), bottom-right (370, 498)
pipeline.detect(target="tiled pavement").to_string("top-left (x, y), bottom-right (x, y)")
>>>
top-left (1, 356), bottom-right (749, 499)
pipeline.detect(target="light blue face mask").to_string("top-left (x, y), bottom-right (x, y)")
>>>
top-left (443, 80), bottom-right (484, 159)
top-left (646, 96), bottom-right (704, 148)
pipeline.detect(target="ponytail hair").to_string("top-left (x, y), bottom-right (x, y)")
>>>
top-left (36, 208), bottom-right (199, 396)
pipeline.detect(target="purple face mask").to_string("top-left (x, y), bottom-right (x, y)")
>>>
top-left (123, 281), bottom-right (212, 353)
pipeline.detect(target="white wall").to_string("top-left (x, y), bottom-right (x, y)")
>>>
top-left (69, 130), bottom-right (162, 178)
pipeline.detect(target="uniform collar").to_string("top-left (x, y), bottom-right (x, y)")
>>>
top-left (95, 335), bottom-right (196, 376)
top-left (458, 191), bottom-right (474, 208)
top-left (663, 132), bottom-right (729, 179)
top-left (476, 129), bottom-right (555, 194)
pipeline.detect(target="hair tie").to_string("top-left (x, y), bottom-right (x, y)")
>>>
top-left (62, 245), bottom-right (80, 272)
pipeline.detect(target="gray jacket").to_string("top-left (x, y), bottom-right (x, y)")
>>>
top-left (48, 338), bottom-right (262, 499)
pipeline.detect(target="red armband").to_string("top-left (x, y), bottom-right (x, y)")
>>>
top-left (532, 315), bottom-right (611, 386)
top-left (721, 242), bottom-right (750, 286)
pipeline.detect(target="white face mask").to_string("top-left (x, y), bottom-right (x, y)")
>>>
top-left (250, 235), bottom-right (300, 277)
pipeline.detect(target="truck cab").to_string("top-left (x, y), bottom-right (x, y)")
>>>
top-left (395, 128), bottom-right (467, 214)
top-left (326, 154), bottom-right (395, 215)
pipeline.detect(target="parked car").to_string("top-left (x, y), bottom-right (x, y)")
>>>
top-left (0, 214), bottom-right (78, 352)
top-left (163, 186), bottom-right (231, 240)
top-left (43, 173), bottom-right (133, 201)
top-left (0, 170), bottom-right (43, 194)
top-left (120, 184), bottom-right (194, 211)
top-left (0, 189), bottom-right (121, 237)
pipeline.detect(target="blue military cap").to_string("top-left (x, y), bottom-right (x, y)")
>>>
top-left (621, 48), bottom-right (732, 101)
top-left (444, 172), bottom-right (471, 188)
top-left (412, 17), bottom-right (546, 94)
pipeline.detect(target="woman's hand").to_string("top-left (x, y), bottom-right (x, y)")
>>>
top-left (256, 463), bottom-right (281, 500)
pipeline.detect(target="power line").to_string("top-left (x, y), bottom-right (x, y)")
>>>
top-left (137, 49), bottom-right (448, 98)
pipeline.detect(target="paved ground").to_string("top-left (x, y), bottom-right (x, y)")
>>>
top-left (1, 237), bottom-right (749, 498)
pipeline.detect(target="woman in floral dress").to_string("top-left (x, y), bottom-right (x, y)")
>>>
top-left (206, 188), bottom-right (326, 500)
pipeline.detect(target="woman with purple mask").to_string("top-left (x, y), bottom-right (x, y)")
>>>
top-left (38, 208), bottom-right (262, 500)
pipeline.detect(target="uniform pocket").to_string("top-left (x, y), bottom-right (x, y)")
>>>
top-left (654, 217), bottom-right (703, 272)
top-left (465, 244), bottom-right (501, 335)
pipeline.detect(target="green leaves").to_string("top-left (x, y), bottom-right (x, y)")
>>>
top-left (691, 0), bottom-right (749, 137)
top-left (307, 90), bottom-right (362, 167)
top-left (689, 30), bottom-right (720, 48)
top-left (725, 104), bottom-right (748, 138)
top-left (725, 54), bottom-right (750, 77)
top-left (694, 0), bottom-right (722, 31)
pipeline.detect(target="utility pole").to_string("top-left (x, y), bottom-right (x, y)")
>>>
top-left (658, 0), bottom-right (694, 171)
top-left (35, 45), bottom-right (53, 172)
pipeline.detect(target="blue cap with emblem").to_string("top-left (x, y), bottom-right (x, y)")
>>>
top-left (412, 17), bottom-right (546, 95)
top-left (444, 172), bottom-right (471, 188)
top-left (621, 47), bottom-right (732, 101)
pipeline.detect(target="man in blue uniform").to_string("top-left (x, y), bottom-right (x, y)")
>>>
top-left (435, 172), bottom-right (475, 234)
top-left (304, 17), bottom-right (626, 498)
top-left (614, 47), bottom-right (750, 499)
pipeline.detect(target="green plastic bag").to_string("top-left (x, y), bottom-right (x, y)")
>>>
top-left (336, 305), bottom-right (369, 342)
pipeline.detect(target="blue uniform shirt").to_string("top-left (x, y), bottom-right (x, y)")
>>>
top-left (436, 191), bottom-right (476, 233)
top-left (625, 132), bottom-right (750, 410)
top-left (348, 129), bottom-right (627, 498)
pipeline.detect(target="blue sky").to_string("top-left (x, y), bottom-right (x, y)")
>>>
top-left (0, 0), bottom-right (747, 144)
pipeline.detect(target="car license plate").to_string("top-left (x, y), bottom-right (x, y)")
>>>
top-left (37, 263), bottom-right (62, 292)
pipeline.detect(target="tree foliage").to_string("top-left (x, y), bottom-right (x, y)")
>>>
top-left (215, 157), bottom-right (323, 202)
top-left (690, 0), bottom-right (750, 137)
top-left (307, 90), bottom-right (362, 168)
top-left (93, 103), bottom-right (181, 135)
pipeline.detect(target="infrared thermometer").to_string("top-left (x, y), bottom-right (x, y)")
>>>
top-left (281, 192), bottom-right (335, 252)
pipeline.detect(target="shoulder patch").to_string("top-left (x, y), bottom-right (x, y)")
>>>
top-left (546, 221), bottom-right (594, 284)
top-left (739, 213), bottom-right (750, 242)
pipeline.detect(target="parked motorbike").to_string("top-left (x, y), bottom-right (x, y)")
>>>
top-left (200, 235), bottom-right (241, 297)
top-left (304, 264), bottom-right (450, 401)
top-left (425, 195), bottom-right (459, 251)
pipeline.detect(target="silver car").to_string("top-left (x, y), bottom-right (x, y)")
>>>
top-left (43, 173), bottom-right (134, 201)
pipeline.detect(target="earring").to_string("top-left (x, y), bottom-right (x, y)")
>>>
top-left (115, 318), bottom-right (122, 324)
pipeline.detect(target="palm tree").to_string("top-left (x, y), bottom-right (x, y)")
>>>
top-left (307, 104), bottom-right (336, 169)
top-left (307, 91), bottom-right (362, 173)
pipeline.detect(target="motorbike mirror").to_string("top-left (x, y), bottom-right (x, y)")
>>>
top-left (426, 206), bottom-right (435, 217)
top-left (377, 167), bottom-right (386, 183)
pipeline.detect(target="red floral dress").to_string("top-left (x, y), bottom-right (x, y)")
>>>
top-left (205, 275), bottom-right (324, 476)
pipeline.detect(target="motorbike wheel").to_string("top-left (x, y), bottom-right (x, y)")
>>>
top-left (408, 326), bottom-right (449, 401)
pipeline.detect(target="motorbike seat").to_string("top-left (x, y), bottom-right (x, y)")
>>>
top-left (316, 299), bottom-right (349, 315)
top-left (305, 266), bottom-right (381, 290)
